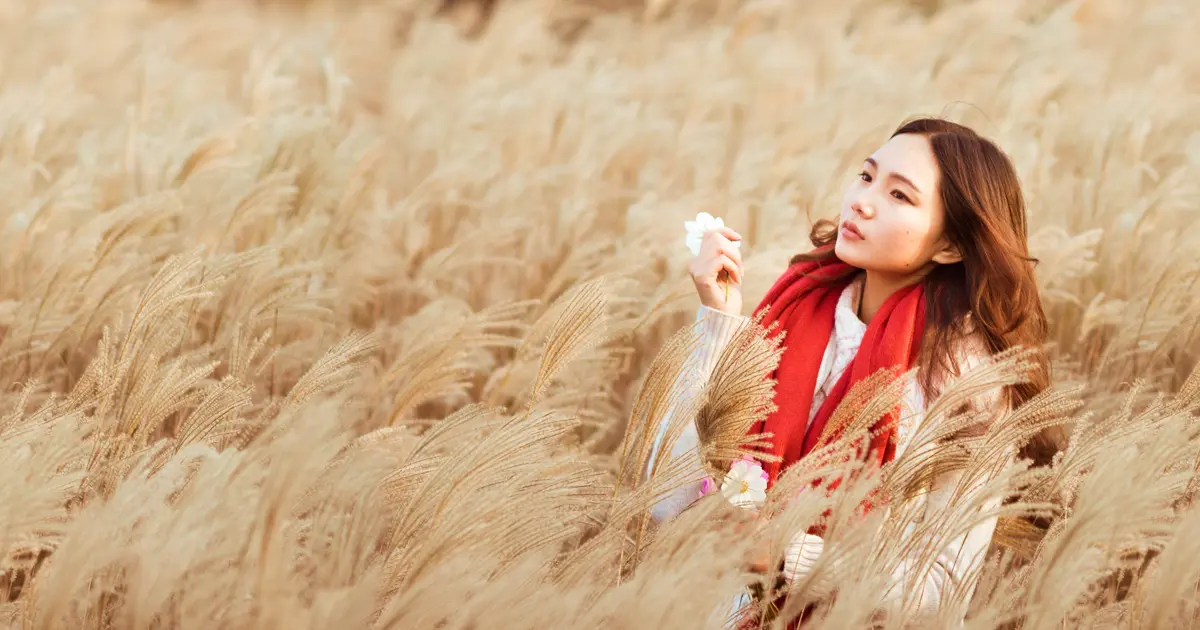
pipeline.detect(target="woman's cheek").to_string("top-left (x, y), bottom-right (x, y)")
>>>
top-left (880, 233), bottom-right (922, 271)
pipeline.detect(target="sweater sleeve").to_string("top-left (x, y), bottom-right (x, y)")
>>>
top-left (646, 305), bottom-right (749, 523)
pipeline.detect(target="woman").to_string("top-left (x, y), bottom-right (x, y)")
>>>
top-left (647, 118), bottom-right (1056, 627)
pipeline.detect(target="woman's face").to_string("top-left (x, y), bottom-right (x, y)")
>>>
top-left (835, 133), bottom-right (958, 277)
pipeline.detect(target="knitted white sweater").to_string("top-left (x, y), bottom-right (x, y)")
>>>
top-left (647, 278), bottom-right (1008, 625)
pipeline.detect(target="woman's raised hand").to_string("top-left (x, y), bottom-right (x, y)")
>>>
top-left (688, 227), bottom-right (744, 316)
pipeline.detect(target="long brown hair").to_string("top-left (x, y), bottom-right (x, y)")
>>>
top-left (793, 117), bottom-right (1059, 464)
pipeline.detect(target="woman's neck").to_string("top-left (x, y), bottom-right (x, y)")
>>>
top-left (857, 270), bottom-right (928, 324)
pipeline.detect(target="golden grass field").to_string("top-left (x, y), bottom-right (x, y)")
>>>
top-left (0, 0), bottom-right (1198, 627)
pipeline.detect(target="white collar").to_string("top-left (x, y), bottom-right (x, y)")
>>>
top-left (834, 274), bottom-right (868, 348)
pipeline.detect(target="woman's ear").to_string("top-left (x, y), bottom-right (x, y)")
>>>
top-left (931, 239), bottom-right (962, 265)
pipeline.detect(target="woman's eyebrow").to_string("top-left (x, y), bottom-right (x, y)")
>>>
top-left (865, 157), bottom-right (922, 194)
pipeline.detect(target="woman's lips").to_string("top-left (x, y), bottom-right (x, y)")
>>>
top-left (840, 220), bottom-right (864, 240)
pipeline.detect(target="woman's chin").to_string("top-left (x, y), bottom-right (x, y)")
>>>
top-left (834, 239), bottom-right (870, 267)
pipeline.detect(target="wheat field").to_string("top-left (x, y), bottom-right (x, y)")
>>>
top-left (0, 0), bottom-right (1197, 627)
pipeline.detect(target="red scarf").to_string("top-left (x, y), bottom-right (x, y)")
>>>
top-left (734, 250), bottom-right (926, 630)
top-left (748, 251), bottom-right (926, 488)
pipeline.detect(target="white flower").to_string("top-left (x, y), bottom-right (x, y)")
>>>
top-left (684, 212), bottom-right (741, 256)
top-left (720, 456), bottom-right (768, 510)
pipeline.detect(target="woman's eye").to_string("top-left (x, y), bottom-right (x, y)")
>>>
top-left (891, 191), bottom-right (911, 203)
top-left (859, 171), bottom-right (872, 182)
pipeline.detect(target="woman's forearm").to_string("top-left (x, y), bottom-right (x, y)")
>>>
top-left (646, 305), bottom-right (749, 522)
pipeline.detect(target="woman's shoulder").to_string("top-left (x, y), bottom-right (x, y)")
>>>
top-left (922, 315), bottom-right (1005, 410)
top-left (947, 316), bottom-right (1008, 413)
top-left (952, 318), bottom-right (994, 373)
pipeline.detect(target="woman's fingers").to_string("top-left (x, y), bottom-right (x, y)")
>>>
top-left (702, 228), bottom-right (743, 268)
top-left (712, 255), bottom-right (742, 285)
top-left (718, 242), bottom-right (743, 268)
top-left (702, 229), bottom-right (741, 253)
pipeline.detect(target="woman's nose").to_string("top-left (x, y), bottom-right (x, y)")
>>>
top-left (852, 199), bottom-right (875, 220)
